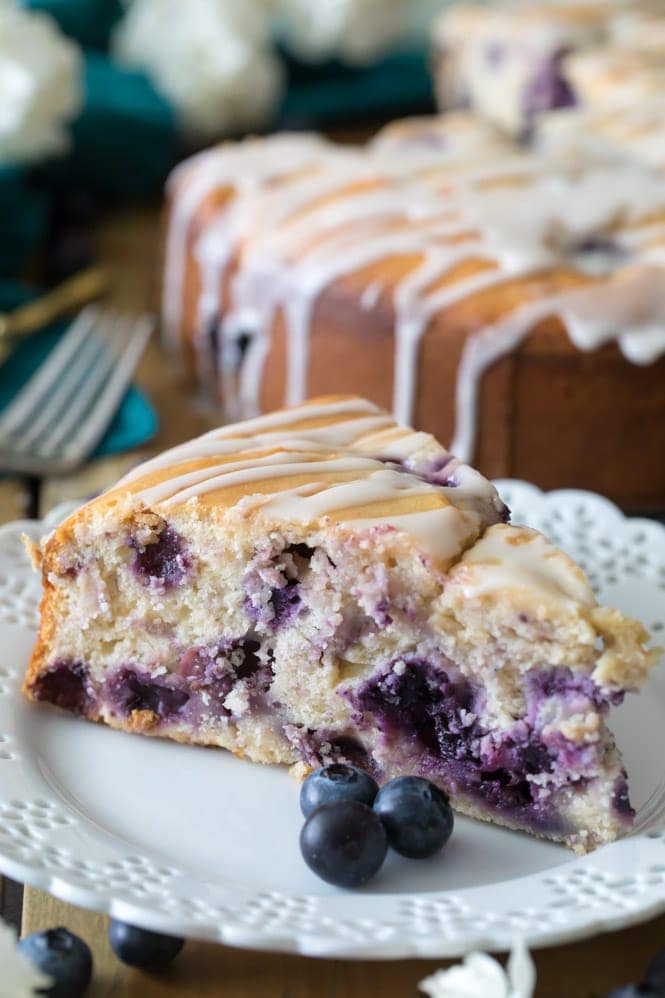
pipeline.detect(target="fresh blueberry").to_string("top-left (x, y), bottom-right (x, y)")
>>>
top-left (300, 764), bottom-right (379, 818)
top-left (300, 800), bottom-right (388, 887)
top-left (18, 927), bottom-right (92, 997)
top-left (108, 919), bottom-right (184, 969)
top-left (645, 948), bottom-right (665, 993)
top-left (373, 776), bottom-right (454, 859)
top-left (606, 987), bottom-right (657, 998)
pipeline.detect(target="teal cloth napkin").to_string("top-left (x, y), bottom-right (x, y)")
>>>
top-left (24, 0), bottom-right (123, 50)
top-left (278, 47), bottom-right (434, 125)
top-left (0, 283), bottom-right (158, 461)
top-left (46, 53), bottom-right (179, 200)
top-left (0, 168), bottom-right (50, 278)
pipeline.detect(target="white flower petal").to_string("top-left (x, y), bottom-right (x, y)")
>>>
top-left (277, 0), bottom-right (409, 65)
top-left (419, 941), bottom-right (536, 998)
top-left (113, 0), bottom-right (283, 139)
top-left (507, 937), bottom-right (536, 998)
top-left (0, 5), bottom-right (82, 164)
top-left (419, 952), bottom-right (511, 998)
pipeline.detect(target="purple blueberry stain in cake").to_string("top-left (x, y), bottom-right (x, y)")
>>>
top-left (376, 453), bottom-right (510, 524)
top-left (484, 41), bottom-right (505, 67)
top-left (499, 503), bottom-right (510, 523)
top-left (270, 580), bottom-right (302, 628)
top-left (612, 774), bottom-right (634, 822)
top-left (177, 646), bottom-right (234, 716)
top-left (419, 454), bottom-right (460, 488)
top-left (177, 637), bottom-right (274, 720)
top-left (231, 639), bottom-right (263, 681)
top-left (401, 129), bottom-right (449, 152)
top-left (522, 50), bottom-right (577, 127)
top-left (355, 658), bottom-right (481, 762)
top-left (374, 597), bottom-right (393, 628)
top-left (32, 660), bottom-right (95, 716)
top-left (245, 580), bottom-right (302, 629)
top-left (570, 235), bottom-right (621, 256)
top-left (284, 724), bottom-right (379, 777)
top-left (62, 558), bottom-right (84, 580)
top-left (352, 658), bottom-right (598, 832)
top-left (527, 667), bottom-right (622, 716)
top-left (287, 543), bottom-right (315, 561)
top-left (566, 235), bottom-right (629, 275)
top-left (207, 317), bottom-right (220, 374)
top-left (130, 526), bottom-right (190, 591)
top-left (244, 544), bottom-right (314, 630)
top-left (106, 667), bottom-right (189, 721)
top-left (377, 453), bottom-right (459, 488)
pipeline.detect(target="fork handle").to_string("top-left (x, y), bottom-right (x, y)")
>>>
top-left (0, 267), bottom-right (109, 341)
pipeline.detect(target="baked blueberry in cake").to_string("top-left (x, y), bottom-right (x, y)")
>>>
top-left (24, 396), bottom-right (659, 853)
top-left (432, 1), bottom-right (607, 136)
top-left (432, 1), bottom-right (665, 140)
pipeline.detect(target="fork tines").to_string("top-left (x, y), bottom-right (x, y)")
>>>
top-left (0, 306), bottom-right (153, 475)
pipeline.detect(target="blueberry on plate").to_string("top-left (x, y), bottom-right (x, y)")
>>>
top-left (373, 776), bottom-right (454, 859)
top-left (300, 799), bottom-right (388, 887)
top-left (300, 764), bottom-right (379, 818)
top-left (108, 919), bottom-right (184, 969)
top-left (645, 948), bottom-right (665, 993)
top-left (606, 986), bottom-right (657, 998)
top-left (18, 927), bottom-right (92, 997)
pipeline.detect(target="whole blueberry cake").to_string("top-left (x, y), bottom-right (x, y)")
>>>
top-left (24, 396), bottom-right (658, 853)
top-left (162, 118), bottom-right (665, 508)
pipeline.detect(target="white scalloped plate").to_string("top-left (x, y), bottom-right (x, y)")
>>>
top-left (0, 482), bottom-right (664, 960)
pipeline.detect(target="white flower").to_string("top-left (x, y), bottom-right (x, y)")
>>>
top-left (276, 0), bottom-right (411, 65)
top-left (419, 939), bottom-right (535, 998)
top-left (0, 918), bottom-right (52, 998)
top-left (113, 0), bottom-right (283, 139)
top-left (0, 0), bottom-right (82, 165)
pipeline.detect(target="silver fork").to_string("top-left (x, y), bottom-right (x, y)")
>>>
top-left (0, 306), bottom-right (153, 476)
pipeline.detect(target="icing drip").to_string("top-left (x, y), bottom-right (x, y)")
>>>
top-left (455, 523), bottom-right (595, 608)
top-left (451, 265), bottom-right (665, 462)
top-left (162, 133), bottom-right (334, 352)
top-left (165, 126), bottom-right (665, 464)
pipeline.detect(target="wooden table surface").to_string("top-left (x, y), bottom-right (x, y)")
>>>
top-left (0, 205), bottom-right (662, 997)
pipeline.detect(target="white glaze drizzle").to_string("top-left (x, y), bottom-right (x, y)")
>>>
top-left (118, 399), bottom-right (393, 485)
top-left (262, 481), bottom-right (478, 566)
top-left (166, 127), bottom-right (665, 463)
top-left (454, 524), bottom-right (596, 608)
top-left (162, 133), bottom-right (333, 353)
top-left (114, 397), bottom-right (508, 568)
top-left (110, 393), bottom-right (597, 596)
top-left (451, 265), bottom-right (665, 461)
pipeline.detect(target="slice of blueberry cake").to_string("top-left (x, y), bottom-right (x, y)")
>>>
top-left (24, 396), bottom-right (658, 852)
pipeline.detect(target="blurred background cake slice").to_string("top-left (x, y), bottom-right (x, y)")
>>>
top-left (431, 1), bottom-right (613, 137)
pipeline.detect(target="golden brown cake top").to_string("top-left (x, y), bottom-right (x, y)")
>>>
top-left (564, 44), bottom-right (665, 103)
top-left (537, 97), bottom-right (665, 171)
top-left (107, 396), bottom-right (506, 568)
